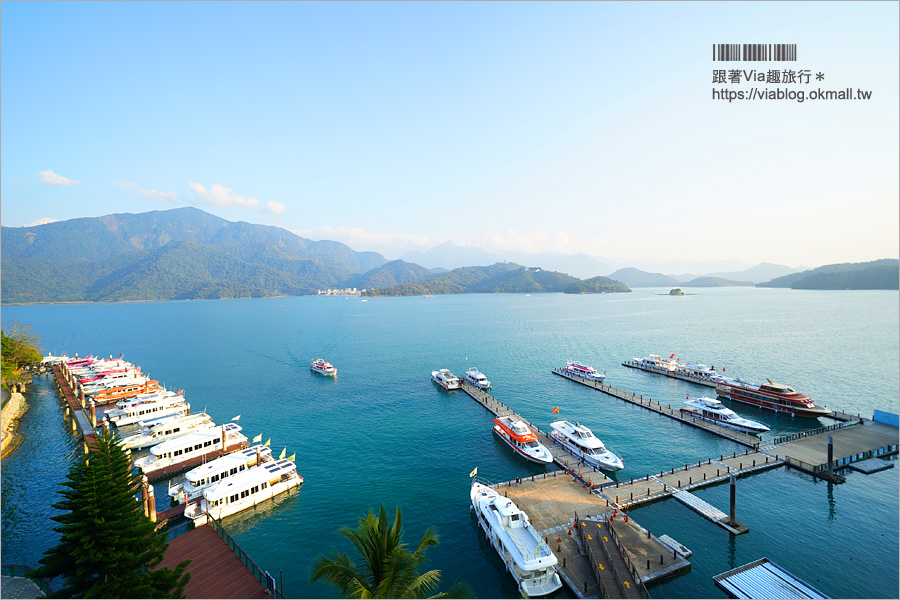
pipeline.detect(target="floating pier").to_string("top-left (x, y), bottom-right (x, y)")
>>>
top-left (713, 557), bottom-right (830, 599)
top-left (552, 368), bottom-right (761, 448)
top-left (621, 360), bottom-right (719, 388)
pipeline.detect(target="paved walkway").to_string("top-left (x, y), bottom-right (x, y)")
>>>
top-left (0, 576), bottom-right (45, 599)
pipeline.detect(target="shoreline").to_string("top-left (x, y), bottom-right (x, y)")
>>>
top-left (1, 389), bottom-right (28, 458)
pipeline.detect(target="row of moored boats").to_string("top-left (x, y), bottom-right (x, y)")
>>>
top-left (45, 353), bottom-right (303, 526)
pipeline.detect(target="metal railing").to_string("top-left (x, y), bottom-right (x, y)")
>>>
top-left (207, 515), bottom-right (284, 598)
top-left (605, 518), bottom-right (651, 598)
top-left (1, 563), bottom-right (53, 597)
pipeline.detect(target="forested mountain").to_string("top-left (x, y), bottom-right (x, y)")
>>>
top-left (564, 276), bottom-right (631, 294)
top-left (364, 264), bottom-right (630, 296)
top-left (757, 259), bottom-right (899, 290)
top-left (344, 260), bottom-right (442, 290)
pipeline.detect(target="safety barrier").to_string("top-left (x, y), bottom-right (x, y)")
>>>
top-left (207, 515), bottom-right (284, 598)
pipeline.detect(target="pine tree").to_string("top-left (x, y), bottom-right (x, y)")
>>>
top-left (29, 428), bottom-right (190, 598)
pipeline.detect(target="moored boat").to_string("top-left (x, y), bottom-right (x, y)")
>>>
top-left (465, 367), bottom-right (491, 390)
top-left (680, 397), bottom-right (770, 434)
top-left (88, 380), bottom-right (163, 404)
top-left (470, 480), bottom-right (562, 596)
top-left (716, 378), bottom-right (832, 418)
top-left (493, 417), bottom-right (552, 464)
top-left (169, 444), bottom-right (273, 504)
top-left (549, 420), bottom-right (623, 471)
top-left (562, 361), bottom-right (606, 382)
top-left (311, 358), bottom-right (336, 376)
top-left (118, 412), bottom-right (213, 450)
top-left (105, 392), bottom-right (188, 427)
top-left (432, 369), bottom-right (460, 390)
top-left (133, 423), bottom-right (249, 481)
top-left (184, 458), bottom-right (303, 525)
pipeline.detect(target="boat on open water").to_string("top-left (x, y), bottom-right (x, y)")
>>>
top-left (493, 416), bottom-right (552, 464)
top-left (680, 396), bottom-right (770, 434)
top-left (311, 358), bottom-right (336, 376)
top-left (549, 420), bottom-right (623, 471)
top-left (470, 480), bottom-right (562, 596)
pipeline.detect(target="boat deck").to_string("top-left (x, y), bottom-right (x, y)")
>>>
top-left (156, 525), bottom-right (271, 599)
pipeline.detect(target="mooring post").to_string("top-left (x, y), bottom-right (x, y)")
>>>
top-left (827, 435), bottom-right (834, 477)
top-left (148, 486), bottom-right (157, 522)
top-left (729, 474), bottom-right (736, 527)
top-left (89, 399), bottom-right (96, 428)
top-left (141, 475), bottom-right (150, 517)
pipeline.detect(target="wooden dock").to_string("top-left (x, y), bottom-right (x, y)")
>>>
top-left (52, 364), bottom-right (98, 452)
top-left (552, 369), bottom-right (761, 449)
top-left (621, 360), bottom-right (718, 388)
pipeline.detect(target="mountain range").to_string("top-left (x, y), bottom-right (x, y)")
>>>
top-left (2, 207), bottom-right (895, 303)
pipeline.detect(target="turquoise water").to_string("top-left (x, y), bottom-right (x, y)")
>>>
top-left (2, 288), bottom-right (898, 598)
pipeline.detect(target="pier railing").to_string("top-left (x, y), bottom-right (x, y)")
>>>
top-left (773, 421), bottom-right (856, 445)
top-left (207, 515), bottom-right (284, 599)
top-left (605, 518), bottom-right (651, 598)
top-left (1, 564), bottom-right (53, 597)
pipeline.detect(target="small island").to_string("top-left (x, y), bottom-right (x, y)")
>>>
top-left (669, 288), bottom-right (685, 296)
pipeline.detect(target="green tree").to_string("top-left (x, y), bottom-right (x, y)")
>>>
top-left (311, 505), bottom-right (472, 599)
top-left (29, 428), bottom-right (190, 598)
top-left (1, 321), bottom-right (43, 382)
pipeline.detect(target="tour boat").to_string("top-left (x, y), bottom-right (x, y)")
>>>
top-left (716, 378), bottom-right (832, 418)
top-left (549, 420), bottom-right (623, 471)
top-left (88, 380), bottom-right (163, 404)
top-left (169, 444), bottom-right (273, 504)
top-left (81, 373), bottom-right (147, 395)
top-left (184, 458), bottom-right (303, 525)
top-left (626, 354), bottom-right (679, 372)
top-left (470, 480), bottom-right (562, 596)
top-left (680, 397), bottom-right (770, 434)
top-left (118, 412), bottom-right (213, 450)
top-left (562, 361), bottom-right (606, 382)
top-left (432, 369), bottom-right (460, 390)
top-left (310, 358), bottom-right (337, 376)
top-left (493, 416), bottom-right (553, 464)
top-left (133, 423), bottom-right (249, 479)
top-left (465, 367), bottom-right (492, 390)
top-left (106, 393), bottom-right (188, 427)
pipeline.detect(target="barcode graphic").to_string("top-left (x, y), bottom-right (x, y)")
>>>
top-left (713, 44), bottom-right (796, 61)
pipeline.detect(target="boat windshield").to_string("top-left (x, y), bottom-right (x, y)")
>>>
top-left (524, 440), bottom-right (539, 448)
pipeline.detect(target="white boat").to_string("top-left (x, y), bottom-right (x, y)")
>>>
top-left (431, 369), bottom-right (460, 390)
top-left (563, 361), bottom-right (606, 382)
top-left (681, 397), bottom-right (770, 434)
top-left (169, 444), bottom-right (273, 504)
top-left (133, 423), bottom-right (247, 474)
top-left (549, 420), bottom-right (623, 471)
top-left (465, 367), bottom-right (491, 390)
top-left (311, 358), bottom-right (336, 376)
top-left (628, 354), bottom-right (679, 372)
top-left (105, 393), bottom-right (188, 427)
top-left (118, 412), bottom-right (214, 450)
top-left (470, 481), bottom-right (562, 596)
top-left (184, 458), bottom-right (303, 525)
top-left (493, 417), bottom-right (553, 464)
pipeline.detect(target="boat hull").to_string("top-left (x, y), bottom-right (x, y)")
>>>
top-left (189, 475), bottom-right (302, 525)
top-left (716, 386), bottom-right (832, 418)
top-left (140, 441), bottom-right (251, 483)
top-left (492, 426), bottom-right (553, 464)
top-left (679, 409), bottom-right (769, 434)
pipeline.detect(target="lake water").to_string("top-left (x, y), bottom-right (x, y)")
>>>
top-left (3, 287), bottom-right (898, 598)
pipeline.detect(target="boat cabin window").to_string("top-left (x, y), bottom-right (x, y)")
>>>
top-left (261, 482), bottom-right (267, 490)
top-left (230, 494), bottom-right (238, 503)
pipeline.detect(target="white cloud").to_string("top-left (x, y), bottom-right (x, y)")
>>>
top-left (136, 188), bottom-right (178, 202)
top-left (115, 181), bottom-right (136, 190)
top-left (264, 200), bottom-right (286, 215)
top-left (37, 170), bottom-right (80, 186)
top-left (189, 182), bottom-right (259, 209)
top-left (22, 217), bottom-right (59, 227)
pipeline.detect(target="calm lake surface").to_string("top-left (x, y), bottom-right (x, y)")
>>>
top-left (3, 288), bottom-right (898, 598)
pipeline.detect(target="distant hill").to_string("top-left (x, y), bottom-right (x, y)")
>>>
top-left (1, 207), bottom-right (387, 303)
top-left (344, 260), bottom-right (441, 290)
top-left (757, 259), bottom-right (899, 290)
top-left (564, 276), bottom-right (631, 294)
top-left (607, 267), bottom-right (679, 287)
top-left (680, 277), bottom-right (754, 287)
top-left (363, 264), bottom-right (630, 296)
top-left (703, 262), bottom-right (806, 284)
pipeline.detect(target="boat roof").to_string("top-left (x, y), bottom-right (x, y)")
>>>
top-left (494, 416), bottom-right (536, 440)
top-left (551, 420), bottom-right (604, 447)
top-left (150, 423), bottom-right (243, 455)
top-left (186, 445), bottom-right (272, 481)
top-left (204, 460), bottom-right (297, 501)
top-left (150, 412), bottom-right (210, 431)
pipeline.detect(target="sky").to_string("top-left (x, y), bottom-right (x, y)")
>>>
top-left (2, 1), bottom-right (898, 268)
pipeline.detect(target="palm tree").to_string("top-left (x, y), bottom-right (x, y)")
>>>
top-left (311, 505), bottom-right (473, 598)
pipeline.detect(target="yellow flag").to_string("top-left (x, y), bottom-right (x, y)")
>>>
top-left (469, 467), bottom-right (477, 478)
top-left (252, 434), bottom-right (262, 443)
top-left (534, 537), bottom-right (542, 557)
top-left (279, 447), bottom-right (286, 460)
top-left (287, 453), bottom-right (296, 462)
top-left (264, 438), bottom-right (271, 447)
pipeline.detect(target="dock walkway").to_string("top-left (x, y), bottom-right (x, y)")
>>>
top-left (552, 369), bottom-right (761, 448)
